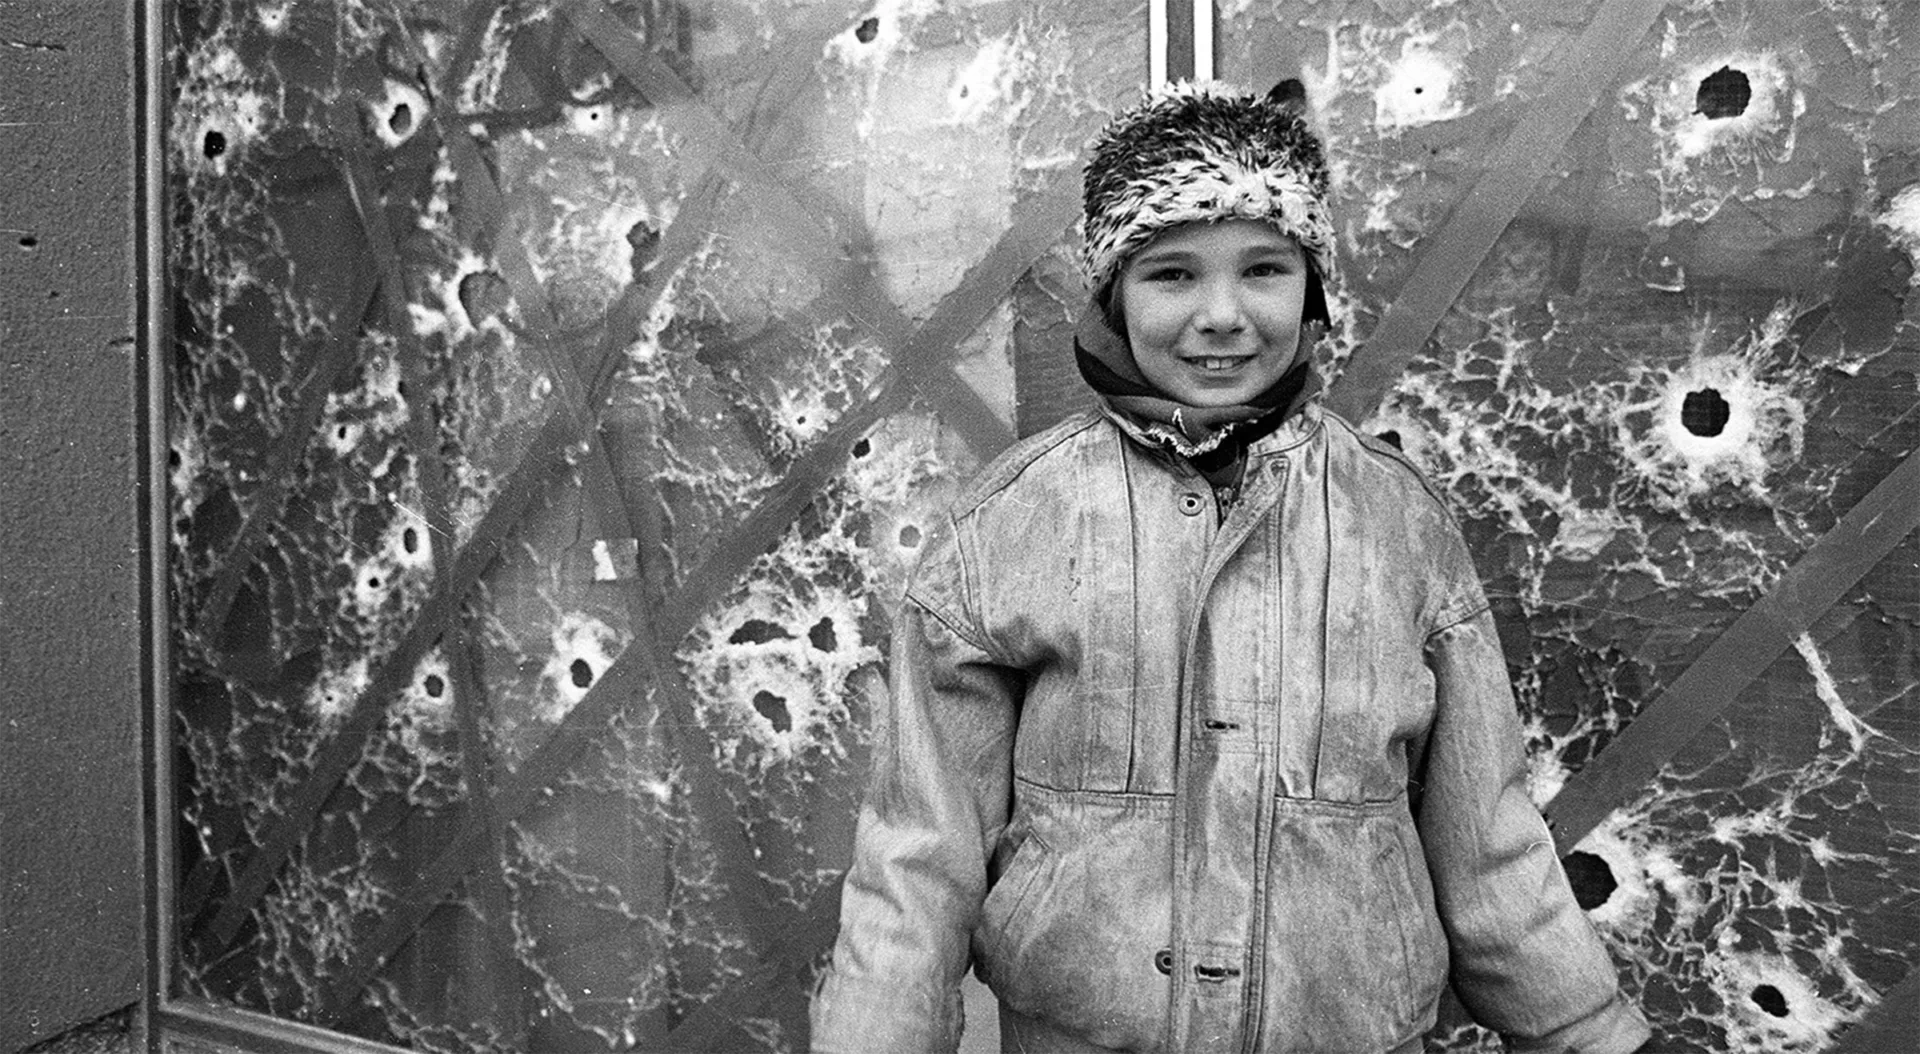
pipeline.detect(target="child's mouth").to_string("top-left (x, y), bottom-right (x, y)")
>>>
top-left (1192, 357), bottom-right (1248, 372)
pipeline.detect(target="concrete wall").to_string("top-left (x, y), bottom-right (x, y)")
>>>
top-left (0, 2), bottom-right (144, 1050)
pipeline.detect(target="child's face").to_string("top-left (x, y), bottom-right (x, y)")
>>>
top-left (1117, 220), bottom-right (1308, 408)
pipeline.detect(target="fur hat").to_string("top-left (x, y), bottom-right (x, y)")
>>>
top-left (1079, 80), bottom-right (1336, 308)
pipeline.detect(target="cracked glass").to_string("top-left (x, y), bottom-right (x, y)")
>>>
top-left (168, 1), bottom-right (1916, 1052)
top-left (168, 0), bottom-right (1136, 1048)
top-left (1221, 2), bottom-right (1919, 1050)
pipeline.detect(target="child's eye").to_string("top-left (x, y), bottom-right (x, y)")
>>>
top-left (1143, 266), bottom-right (1191, 282)
top-left (1244, 261), bottom-right (1294, 278)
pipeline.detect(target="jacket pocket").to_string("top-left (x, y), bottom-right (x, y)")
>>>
top-left (1259, 799), bottom-right (1445, 1051)
top-left (973, 790), bottom-right (1174, 1051)
top-left (976, 832), bottom-right (1054, 968)
top-left (1378, 822), bottom-right (1448, 1018)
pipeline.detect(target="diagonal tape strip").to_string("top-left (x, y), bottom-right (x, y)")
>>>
top-left (191, 259), bottom-right (379, 650)
top-left (1547, 446), bottom-right (1920, 853)
top-left (1325, 0), bottom-right (1666, 423)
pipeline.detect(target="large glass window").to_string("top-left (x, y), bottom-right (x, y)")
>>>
top-left (161, 2), bottom-right (1919, 1052)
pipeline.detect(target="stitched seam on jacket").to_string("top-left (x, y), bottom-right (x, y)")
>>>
top-left (949, 411), bottom-right (1106, 517)
top-left (1424, 597), bottom-right (1492, 643)
top-left (1013, 772), bottom-right (1176, 804)
top-left (1269, 791), bottom-right (1412, 814)
top-left (1325, 412), bottom-right (1487, 636)
top-left (904, 587), bottom-right (997, 658)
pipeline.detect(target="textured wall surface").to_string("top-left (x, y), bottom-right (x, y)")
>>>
top-left (0, 2), bottom-right (144, 1051)
top-left (164, 1), bottom-right (1916, 1052)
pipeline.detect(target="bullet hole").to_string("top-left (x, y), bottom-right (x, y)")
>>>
top-left (402, 526), bottom-right (419, 553)
top-left (569, 658), bottom-right (594, 689)
top-left (1681, 387), bottom-right (1732, 437)
top-left (423, 674), bottom-right (445, 698)
top-left (203, 129), bottom-right (227, 158)
top-left (958, 85), bottom-right (969, 99)
top-left (851, 437), bottom-right (871, 458)
top-left (794, 413), bottom-right (809, 428)
top-left (728, 619), bottom-right (794, 645)
top-left (1561, 851), bottom-right (1618, 911)
top-left (898, 524), bottom-right (922, 549)
top-left (1374, 430), bottom-right (1403, 450)
top-left (855, 16), bottom-right (880, 43)
top-left (458, 270), bottom-right (511, 326)
top-left (1750, 983), bottom-right (1789, 1018)
top-left (1374, 51), bottom-right (1459, 130)
top-left (808, 616), bottom-right (838, 652)
top-left (18, 235), bottom-right (37, 249)
top-left (168, 448), bottom-right (182, 469)
top-left (336, 425), bottom-right (351, 441)
top-left (752, 690), bottom-right (792, 733)
top-left (387, 102), bottom-right (413, 136)
top-left (1696, 66), bottom-right (1752, 120)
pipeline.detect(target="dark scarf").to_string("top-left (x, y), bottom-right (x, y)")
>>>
top-left (1073, 307), bottom-right (1320, 489)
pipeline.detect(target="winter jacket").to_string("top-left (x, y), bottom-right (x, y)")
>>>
top-left (811, 399), bottom-right (1651, 1054)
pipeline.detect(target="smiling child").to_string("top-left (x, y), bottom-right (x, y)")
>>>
top-left (811, 81), bottom-right (1651, 1054)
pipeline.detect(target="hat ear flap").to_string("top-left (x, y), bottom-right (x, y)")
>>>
top-left (1266, 78), bottom-right (1308, 111)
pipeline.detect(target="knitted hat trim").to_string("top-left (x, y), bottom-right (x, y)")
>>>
top-left (1078, 81), bottom-right (1338, 299)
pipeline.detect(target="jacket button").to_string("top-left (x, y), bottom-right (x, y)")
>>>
top-left (1154, 949), bottom-right (1174, 975)
top-left (1177, 492), bottom-right (1206, 516)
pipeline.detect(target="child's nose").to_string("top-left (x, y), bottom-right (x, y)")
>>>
top-left (1194, 278), bottom-right (1247, 333)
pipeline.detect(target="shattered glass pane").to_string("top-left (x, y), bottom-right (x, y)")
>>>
top-left (169, 0), bottom-right (1915, 1050)
top-left (167, 0), bottom-right (1136, 1048)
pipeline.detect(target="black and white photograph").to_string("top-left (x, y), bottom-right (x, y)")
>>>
top-left (2, 1), bottom-right (1916, 1052)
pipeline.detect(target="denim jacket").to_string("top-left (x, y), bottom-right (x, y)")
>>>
top-left (812, 401), bottom-right (1650, 1054)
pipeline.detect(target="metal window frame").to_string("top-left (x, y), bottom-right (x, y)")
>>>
top-left (135, 0), bottom-right (169, 1045)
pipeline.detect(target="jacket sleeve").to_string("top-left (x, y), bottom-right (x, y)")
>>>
top-left (811, 522), bottom-right (1021, 1054)
top-left (1417, 574), bottom-right (1651, 1054)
